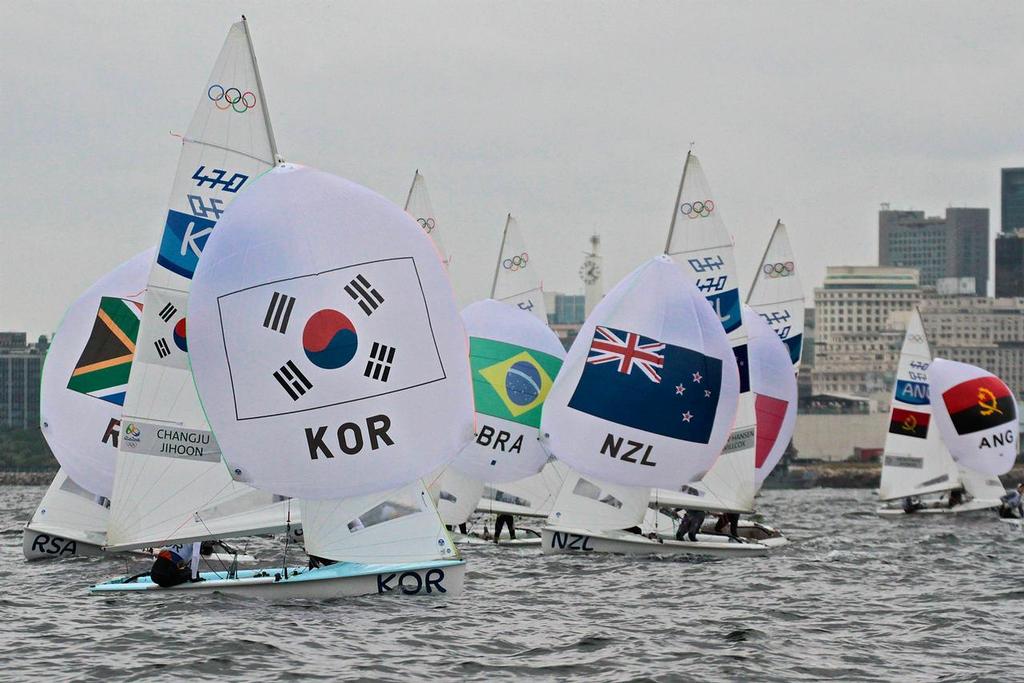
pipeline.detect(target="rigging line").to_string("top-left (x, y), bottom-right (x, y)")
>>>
top-left (195, 513), bottom-right (233, 580)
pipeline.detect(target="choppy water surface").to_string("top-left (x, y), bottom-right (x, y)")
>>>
top-left (1, 486), bottom-right (1020, 681)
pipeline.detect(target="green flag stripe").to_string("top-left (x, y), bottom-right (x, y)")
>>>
top-left (99, 297), bottom-right (141, 343)
top-left (67, 362), bottom-right (132, 395)
top-left (469, 337), bottom-right (562, 377)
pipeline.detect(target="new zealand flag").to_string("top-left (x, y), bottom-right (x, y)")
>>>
top-left (567, 326), bottom-right (723, 443)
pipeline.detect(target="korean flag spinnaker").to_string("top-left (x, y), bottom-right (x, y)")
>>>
top-left (928, 358), bottom-right (1019, 476)
top-left (540, 255), bottom-right (739, 490)
top-left (450, 299), bottom-right (565, 483)
top-left (188, 165), bottom-right (475, 500)
top-left (40, 249), bottom-right (151, 498)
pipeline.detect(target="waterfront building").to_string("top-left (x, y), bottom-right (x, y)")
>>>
top-left (1002, 167), bottom-right (1024, 233)
top-left (878, 206), bottom-right (988, 295)
top-left (545, 292), bottom-right (585, 349)
top-left (0, 332), bottom-right (48, 429)
top-left (995, 229), bottom-right (1024, 297)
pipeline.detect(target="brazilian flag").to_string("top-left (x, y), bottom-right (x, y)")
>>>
top-left (67, 297), bottom-right (141, 405)
top-left (471, 337), bottom-right (563, 428)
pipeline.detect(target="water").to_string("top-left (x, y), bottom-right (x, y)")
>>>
top-left (1, 485), bottom-right (1020, 681)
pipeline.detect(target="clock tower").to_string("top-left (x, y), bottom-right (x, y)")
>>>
top-left (579, 234), bottom-right (603, 316)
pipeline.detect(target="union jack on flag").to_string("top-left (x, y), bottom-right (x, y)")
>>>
top-left (586, 326), bottom-right (665, 383)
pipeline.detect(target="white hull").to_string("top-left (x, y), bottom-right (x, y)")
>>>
top-left (876, 500), bottom-right (1000, 518)
top-left (90, 560), bottom-right (465, 599)
top-left (454, 531), bottom-right (542, 547)
top-left (541, 526), bottom-right (769, 558)
top-left (23, 526), bottom-right (108, 561)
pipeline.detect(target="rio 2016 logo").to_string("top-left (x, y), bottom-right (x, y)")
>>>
top-left (123, 422), bottom-right (142, 445)
top-left (207, 84), bottom-right (257, 113)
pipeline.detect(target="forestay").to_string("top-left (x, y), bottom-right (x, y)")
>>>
top-left (747, 220), bottom-right (805, 369)
top-left (404, 170), bottom-right (451, 267)
top-left (302, 481), bottom-right (457, 564)
top-left (490, 214), bottom-right (548, 322)
top-left (746, 306), bottom-right (798, 488)
top-left (188, 165), bottom-right (475, 500)
top-left (878, 311), bottom-right (960, 501)
top-left (451, 300), bottom-right (565, 482)
top-left (41, 249), bottom-right (151, 498)
top-left (108, 19), bottom-right (281, 549)
top-left (662, 152), bottom-right (756, 512)
top-left (540, 255), bottom-right (738, 490)
top-left (928, 358), bottom-right (1019, 476)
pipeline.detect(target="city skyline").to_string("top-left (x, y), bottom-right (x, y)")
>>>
top-left (3, 3), bottom-right (1024, 338)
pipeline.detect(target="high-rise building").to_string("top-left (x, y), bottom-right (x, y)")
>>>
top-left (545, 293), bottom-right (585, 349)
top-left (995, 229), bottom-right (1024, 297)
top-left (1001, 167), bottom-right (1024, 233)
top-left (878, 207), bottom-right (989, 295)
top-left (0, 332), bottom-right (48, 429)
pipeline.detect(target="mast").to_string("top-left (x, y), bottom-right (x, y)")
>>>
top-left (747, 219), bottom-right (782, 304)
top-left (490, 213), bottom-right (512, 298)
top-left (241, 16), bottom-right (280, 164)
top-left (663, 151), bottom-right (692, 255)
top-left (404, 169), bottom-right (420, 211)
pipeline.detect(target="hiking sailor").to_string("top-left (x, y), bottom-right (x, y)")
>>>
top-left (150, 542), bottom-right (202, 588)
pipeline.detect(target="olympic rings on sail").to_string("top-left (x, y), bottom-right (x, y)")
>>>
top-left (207, 84), bottom-right (257, 113)
top-left (502, 253), bottom-right (530, 271)
top-left (679, 199), bottom-right (715, 219)
top-left (417, 217), bottom-right (436, 234)
top-left (763, 262), bottom-right (795, 278)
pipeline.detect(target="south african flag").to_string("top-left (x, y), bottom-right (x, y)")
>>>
top-left (66, 297), bottom-right (142, 405)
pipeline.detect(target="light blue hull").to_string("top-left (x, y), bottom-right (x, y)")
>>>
top-left (90, 559), bottom-right (466, 598)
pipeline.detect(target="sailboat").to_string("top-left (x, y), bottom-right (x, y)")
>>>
top-left (540, 255), bottom-right (764, 557)
top-left (98, 19), bottom-right (296, 560)
top-left (490, 214), bottom-right (548, 321)
top-left (649, 152), bottom-right (759, 525)
top-left (876, 312), bottom-right (1007, 517)
top-left (404, 170), bottom-right (451, 267)
top-left (94, 164), bottom-right (475, 596)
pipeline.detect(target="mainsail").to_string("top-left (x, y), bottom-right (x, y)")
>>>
top-left (877, 310), bottom-right (961, 501)
top-left (662, 151), bottom-right (757, 512)
top-left (108, 19), bottom-right (284, 550)
top-left (747, 220), bottom-right (805, 368)
top-left (928, 358), bottom-right (1019, 477)
top-left (404, 170), bottom-right (451, 267)
top-left (490, 214), bottom-right (548, 322)
top-left (746, 305), bottom-right (798, 487)
top-left (450, 299), bottom-right (565, 483)
top-left (41, 249), bottom-right (151, 498)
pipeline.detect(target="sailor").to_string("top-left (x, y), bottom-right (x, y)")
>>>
top-left (150, 541), bottom-right (202, 588)
top-left (999, 484), bottom-right (1024, 518)
top-left (714, 512), bottom-right (741, 539)
top-left (901, 496), bottom-right (923, 514)
top-left (675, 509), bottom-right (706, 542)
top-left (494, 513), bottom-right (516, 543)
top-left (947, 487), bottom-right (965, 509)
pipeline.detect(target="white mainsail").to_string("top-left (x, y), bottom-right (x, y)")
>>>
top-left (662, 151), bottom-right (757, 513)
top-left (450, 299), bottom-right (565, 483)
top-left (928, 358), bottom-right (1019, 477)
top-left (746, 220), bottom-right (805, 369)
top-left (490, 214), bottom-right (548, 322)
top-left (478, 460), bottom-right (568, 518)
top-left (878, 310), bottom-right (961, 501)
top-left (108, 19), bottom-right (285, 550)
top-left (746, 305), bottom-right (798, 488)
top-left (41, 249), bottom-right (151, 498)
top-left (547, 470), bottom-right (651, 533)
top-left (404, 170), bottom-right (451, 267)
top-left (540, 255), bottom-right (739, 491)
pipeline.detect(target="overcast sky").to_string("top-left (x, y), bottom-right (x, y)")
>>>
top-left (3, 2), bottom-right (1023, 338)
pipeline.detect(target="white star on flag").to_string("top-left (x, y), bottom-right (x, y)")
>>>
top-left (704, 389), bottom-right (712, 397)
top-left (692, 372), bottom-right (702, 383)
top-left (682, 411), bottom-right (693, 422)
top-left (675, 384), bottom-right (685, 395)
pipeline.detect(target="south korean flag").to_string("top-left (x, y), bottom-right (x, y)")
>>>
top-left (138, 289), bottom-right (190, 370)
top-left (218, 257), bottom-right (447, 421)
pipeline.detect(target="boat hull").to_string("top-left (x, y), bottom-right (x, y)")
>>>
top-left (90, 559), bottom-right (466, 598)
top-left (876, 500), bottom-right (999, 518)
top-left (541, 526), bottom-right (769, 558)
top-left (23, 526), bottom-right (106, 561)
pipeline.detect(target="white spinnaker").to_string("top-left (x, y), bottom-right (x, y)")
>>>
top-left (540, 255), bottom-right (739, 490)
top-left (451, 300), bottom-right (566, 482)
top-left (425, 466), bottom-right (486, 527)
top-left (546, 470), bottom-right (651, 532)
top-left (40, 249), bottom-right (151, 498)
top-left (108, 19), bottom-right (280, 549)
top-left (746, 306), bottom-right (798, 488)
top-left (747, 220), bottom-right (805, 370)
top-left (301, 481), bottom-right (458, 564)
top-left (662, 152), bottom-right (756, 513)
top-left (478, 460), bottom-right (569, 518)
top-left (26, 469), bottom-right (109, 548)
top-left (490, 214), bottom-right (548, 322)
top-left (188, 166), bottom-right (474, 500)
top-left (404, 170), bottom-right (451, 268)
top-left (928, 358), bottom-right (1019, 476)
top-left (878, 311), bottom-right (961, 501)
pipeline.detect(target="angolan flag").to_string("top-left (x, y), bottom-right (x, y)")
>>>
top-left (67, 297), bottom-right (142, 405)
top-left (942, 376), bottom-right (1016, 435)
top-left (888, 407), bottom-right (929, 439)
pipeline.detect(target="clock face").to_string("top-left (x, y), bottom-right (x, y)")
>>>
top-left (579, 259), bottom-right (601, 285)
